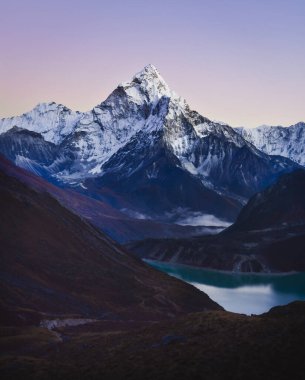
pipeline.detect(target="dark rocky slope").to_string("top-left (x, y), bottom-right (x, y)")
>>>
top-left (0, 158), bottom-right (221, 327)
top-left (128, 170), bottom-right (305, 272)
top-left (229, 169), bottom-right (305, 231)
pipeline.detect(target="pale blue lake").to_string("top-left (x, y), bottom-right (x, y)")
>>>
top-left (145, 259), bottom-right (305, 315)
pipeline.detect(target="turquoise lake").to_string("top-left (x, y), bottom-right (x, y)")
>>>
top-left (145, 259), bottom-right (305, 315)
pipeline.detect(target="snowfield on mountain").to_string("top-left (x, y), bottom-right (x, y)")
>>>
top-left (236, 122), bottom-right (305, 167)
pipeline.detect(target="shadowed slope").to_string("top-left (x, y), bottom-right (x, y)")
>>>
top-left (128, 170), bottom-right (305, 272)
top-left (228, 169), bottom-right (305, 231)
top-left (0, 158), bottom-right (221, 326)
top-left (0, 155), bottom-right (214, 243)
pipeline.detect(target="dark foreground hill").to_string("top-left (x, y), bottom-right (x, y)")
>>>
top-left (129, 170), bottom-right (305, 272)
top-left (0, 156), bottom-right (220, 327)
top-left (1, 302), bottom-right (305, 380)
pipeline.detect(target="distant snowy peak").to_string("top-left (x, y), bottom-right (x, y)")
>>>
top-left (236, 122), bottom-right (305, 166)
top-left (0, 102), bottom-right (82, 145)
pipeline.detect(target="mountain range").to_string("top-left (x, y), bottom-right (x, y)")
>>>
top-left (0, 64), bottom-right (304, 270)
top-left (236, 122), bottom-right (305, 166)
top-left (0, 65), bottom-right (301, 226)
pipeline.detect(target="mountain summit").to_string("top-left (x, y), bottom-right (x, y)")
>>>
top-left (0, 65), bottom-right (299, 223)
top-left (127, 64), bottom-right (172, 99)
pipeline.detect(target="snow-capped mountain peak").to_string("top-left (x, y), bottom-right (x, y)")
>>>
top-left (117, 64), bottom-right (185, 109)
top-left (133, 64), bottom-right (165, 84)
top-left (0, 65), bottom-right (299, 221)
top-left (235, 122), bottom-right (305, 166)
top-left (0, 101), bottom-right (82, 145)
top-left (33, 101), bottom-right (64, 112)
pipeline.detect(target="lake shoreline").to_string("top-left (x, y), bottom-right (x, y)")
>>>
top-left (145, 258), bottom-right (305, 315)
top-left (143, 258), bottom-right (305, 276)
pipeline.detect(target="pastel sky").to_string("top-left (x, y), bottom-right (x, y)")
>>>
top-left (1, 0), bottom-right (304, 127)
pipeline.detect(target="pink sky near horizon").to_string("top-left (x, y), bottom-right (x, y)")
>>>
top-left (0, 0), bottom-right (304, 128)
